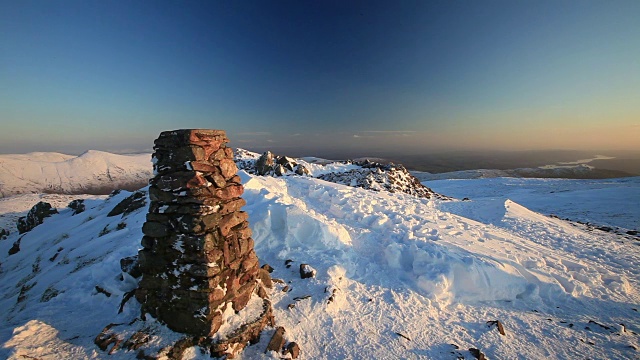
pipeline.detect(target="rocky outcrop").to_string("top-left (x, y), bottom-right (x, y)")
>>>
top-left (135, 129), bottom-right (272, 357)
top-left (318, 160), bottom-right (441, 199)
top-left (235, 149), bottom-right (443, 199)
top-left (17, 201), bottom-right (58, 234)
top-left (68, 199), bottom-right (86, 215)
top-left (237, 151), bottom-right (310, 177)
top-left (107, 190), bottom-right (147, 217)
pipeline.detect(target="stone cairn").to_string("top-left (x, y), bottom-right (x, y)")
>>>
top-left (136, 129), bottom-right (273, 356)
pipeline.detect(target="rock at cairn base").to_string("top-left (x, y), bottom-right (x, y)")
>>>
top-left (135, 129), bottom-right (272, 354)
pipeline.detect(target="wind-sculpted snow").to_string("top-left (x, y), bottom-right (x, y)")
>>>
top-left (1, 172), bottom-right (639, 359)
top-left (0, 150), bottom-right (152, 197)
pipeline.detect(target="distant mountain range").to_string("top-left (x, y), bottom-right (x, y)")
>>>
top-left (411, 164), bottom-right (633, 181)
top-left (0, 149), bottom-right (636, 198)
top-left (0, 150), bottom-right (151, 197)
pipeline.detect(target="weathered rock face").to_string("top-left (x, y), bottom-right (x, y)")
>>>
top-left (246, 151), bottom-right (310, 177)
top-left (17, 201), bottom-right (58, 234)
top-left (68, 199), bottom-right (85, 215)
top-left (136, 129), bottom-right (269, 340)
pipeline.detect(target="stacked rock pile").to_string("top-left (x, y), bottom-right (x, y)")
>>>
top-left (135, 129), bottom-right (271, 342)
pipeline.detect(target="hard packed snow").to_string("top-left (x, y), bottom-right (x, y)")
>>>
top-left (0, 166), bottom-right (639, 358)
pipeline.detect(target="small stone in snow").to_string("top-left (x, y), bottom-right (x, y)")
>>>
top-left (266, 327), bottom-right (286, 353)
top-left (469, 348), bottom-right (486, 360)
top-left (300, 264), bottom-right (316, 279)
top-left (284, 342), bottom-right (301, 359)
top-left (285, 259), bottom-right (294, 268)
top-left (261, 263), bottom-right (274, 273)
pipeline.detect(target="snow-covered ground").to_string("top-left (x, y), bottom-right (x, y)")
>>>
top-left (0, 151), bottom-right (152, 197)
top-left (425, 177), bottom-right (640, 232)
top-left (1, 168), bottom-right (639, 359)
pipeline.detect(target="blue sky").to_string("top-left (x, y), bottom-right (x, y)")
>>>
top-left (1, 0), bottom-right (639, 154)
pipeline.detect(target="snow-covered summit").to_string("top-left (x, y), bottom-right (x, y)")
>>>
top-left (0, 151), bottom-right (152, 197)
top-left (1, 169), bottom-right (639, 359)
top-left (235, 149), bottom-right (442, 199)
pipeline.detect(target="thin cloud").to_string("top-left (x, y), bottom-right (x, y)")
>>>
top-left (355, 130), bottom-right (416, 137)
top-left (360, 130), bottom-right (417, 134)
top-left (236, 132), bottom-right (272, 136)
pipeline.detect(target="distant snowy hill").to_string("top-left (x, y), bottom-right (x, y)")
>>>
top-left (1, 165), bottom-right (640, 358)
top-left (0, 151), bottom-right (152, 197)
top-left (425, 177), bottom-right (640, 232)
top-left (412, 164), bottom-right (633, 181)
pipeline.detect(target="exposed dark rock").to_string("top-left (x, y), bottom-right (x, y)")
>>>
top-left (597, 226), bottom-right (613, 232)
top-left (627, 230), bottom-right (638, 236)
top-left (210, 298), bottom-right (275, 358)
top-left (17, 201), bottom-right (58, 234)
top-left (295, 164), bottom-right (310, 176)
top-left (95, 285), bottom-right (112, 297)
top-left (266, 327), bottom-right (286, 353)
top-left (274, 164), bottom-right (286, 176)
top-left (167, 337), bottom-right (194, 360)
top-left (98, 225), bottom-right (111, 237)
top-left (241, 151), bottom-right (310, 178)
top-left (94, 324), bottom-right (122, 353)
top-left (318, 161), bottom-right (441, 199)
top-left (108, 190), bottom-right (147, 217)
top-left (300, 263), bottom-right (316, 279)
top-left (284, 342), bottom-right (301, 359)
top-left (68, 199), bottom-right (85, 215)
top-left (120, 256), bottom-right (142, 278)
top-left (258, 268), bottom-right (273, 288)
top-left (123, 331), bottom-right (150, 351)
top-left (0, 228), bottom-right (9, 240)
top-left (8, 236), bottom-right (22, 255)
top-left (487, 320), bottom-right (506, 335)
top-left (41, 287), bottom-right (60, 302)
top-left (256, 151), bottom-right (275, 175)
top-left (261, 263), bottom-right (274, 273)
top-left (469, 347), bottom-right (486, 360)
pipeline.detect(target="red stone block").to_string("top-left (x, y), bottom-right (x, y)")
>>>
top-left (219, 159), bottom-right (238, 179)
top-left (189, 161), bottom-right (218, 173)
top-left (219, 198), bottom-right (246, 215)
top-left (215, 185), bottom-right (244, 201)
top-left (219, 211), bottom-right (248, 237)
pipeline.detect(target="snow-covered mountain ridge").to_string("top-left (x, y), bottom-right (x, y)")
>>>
top-left (0, 151), bottom-right (152, 198)
top-left (235, 149), bottom-right (443, 199)
top-left (412, 163), bottom-right (633, 181)
top-left (1, 167), bottom-right (640, 358)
